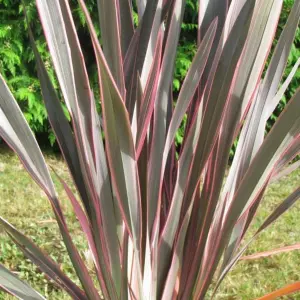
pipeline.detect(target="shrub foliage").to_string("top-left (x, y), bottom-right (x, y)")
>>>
top-left (0, 0), bottom-right (300, 299)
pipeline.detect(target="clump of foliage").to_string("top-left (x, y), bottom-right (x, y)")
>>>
top-left (0, 1), bottom-right (300, 300)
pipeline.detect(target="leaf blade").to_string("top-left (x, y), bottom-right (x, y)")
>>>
top-left (241, 243), bottom-right (300, 260)
top-left (0, 217), bottom-right (86, 300)
top-left (256, 282), bottom-right (300, 300)
top-left (0, 263), bottom-right (46, 300)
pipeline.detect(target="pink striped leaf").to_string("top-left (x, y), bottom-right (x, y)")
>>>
top-left (117, 0), bottom-right (134, 59)
top-left (36, 0), bottom-right (94, 163)
top-left (28, 27), bottom-right (92, 219)
top-left (156, 20), bottom-right (218, 291)
top-left (220, 0), bottom-right (300, 270)
top-left (215, 138), bottom-right (300, 292)
top-left (241, 243), bottom-right (300, 260)
top-left (223, 89), bottom-right (300, 248)
top-left (136, 0), bottom-right (147, 18)
top-left (214, 186), bottom-right (300, 295)
top-left (78, 1), bottom-right (142, 272)
top-left (211, 0), bottom-right (285, 272)
top-left (161, 202), bottom-right (193, 300)
top-left (271, 160), bottom-right (300, 183)
top-left (0, 263), bottom-right (46, 300)
top-left (163, 19), bottom-right (217, 158)
top-left (256, 282), bottom-right (300, 300)
top-left (147, 0), bottom-right (186, 235)
top-left (0, 218), bottom-right (86, 300)
top-left (90, 94), bottom-right (122, 296)
top-left (135, 32), bottom-right (163, 157)
top-left (181, 2), bottom-right (300, 295)
top-left (56, 176), bottom-right (100, 273)
top-left (97, 0), bottom-right (126, 97)
top-left (125, 0), bottom-right (163, 118)
top-left (180, 0), bottom-right (255, 218)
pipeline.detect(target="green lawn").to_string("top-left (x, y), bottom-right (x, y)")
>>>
top-left (0, 145), bottom-right (299, 299)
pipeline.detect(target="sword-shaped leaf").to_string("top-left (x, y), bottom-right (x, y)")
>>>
top-left (0, 218), bottom-right (86, 300)
top-left (256, 282), bottom-right (300, 300)
top-left (78, 0), bottom-right (142, 259)
top-left (0, 263), bottom-right (46, 300)
top-left (97, 0), bottom-right (125, 96)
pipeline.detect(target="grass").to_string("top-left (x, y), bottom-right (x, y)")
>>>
top-left (0, 143), bottom-right (299, 299)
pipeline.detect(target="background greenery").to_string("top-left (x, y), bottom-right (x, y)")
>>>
top-left (0, 0), bottom-right (299, 150)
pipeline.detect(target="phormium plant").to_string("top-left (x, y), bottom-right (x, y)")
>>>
top-left (0, 0), bottom-right (300, 299)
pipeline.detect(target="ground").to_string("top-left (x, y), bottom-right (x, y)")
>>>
top-left (0, 145), bottom-right (299, 299)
